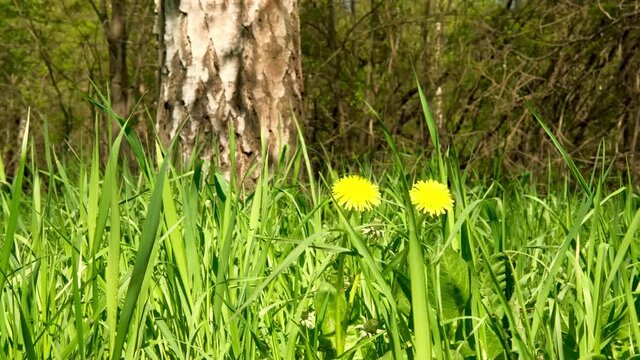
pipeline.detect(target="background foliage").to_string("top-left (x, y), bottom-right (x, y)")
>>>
top-left (1, 0), bottom-right (639, 174)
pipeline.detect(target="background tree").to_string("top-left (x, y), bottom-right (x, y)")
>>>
top-left (0, 0), bottom-right (156, 172)
top-left (155, 0), bottom-right (304, 181)
top-left (89, 0), bottom-right (129, 118)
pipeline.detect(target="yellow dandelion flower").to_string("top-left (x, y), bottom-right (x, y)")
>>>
top-left (410, 179), bottom-right (454, 216)
top-left (332, 175), bottom-right (381, 211)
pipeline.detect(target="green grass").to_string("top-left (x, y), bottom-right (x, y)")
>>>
top-left (1, 96), bottom-right (639, 359)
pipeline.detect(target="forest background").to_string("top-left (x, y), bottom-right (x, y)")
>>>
top-left (1, 0), bottom-right (639, 178)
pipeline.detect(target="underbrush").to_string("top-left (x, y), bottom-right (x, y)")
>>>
top-left (1, 95), bottom-right (639, 359)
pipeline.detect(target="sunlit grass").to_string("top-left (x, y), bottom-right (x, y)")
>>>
top-left (1, 95), bottom-right (639, 359)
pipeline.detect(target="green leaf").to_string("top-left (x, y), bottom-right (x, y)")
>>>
top-left (479, 253), bottom-right (515, 318)
top-left (314, 281), bottom-right (345, 339)
top-left (437, 247), bottom-right (470, 320)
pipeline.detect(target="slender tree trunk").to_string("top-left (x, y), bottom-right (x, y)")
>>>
top-left (419, 0), bottom-right (431, 144)
top-left (632, 73), bottom-right (640, 178)
top-left (106, 0), bottom-right (129, 119)
top-left (91, 0), bottom-right (130, 158)
top-left (328, 0), bottom-right (344, 137)
top-left (432, 0), bottom-right (445, 130)
top-left (156, 0), bottom-right (303, 182)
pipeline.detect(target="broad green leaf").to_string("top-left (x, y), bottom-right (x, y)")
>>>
top-left (437, 247), bottom-right (470, 320)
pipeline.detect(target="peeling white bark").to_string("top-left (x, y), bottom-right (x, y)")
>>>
top-left (156, 0), bottom-right (303, 182)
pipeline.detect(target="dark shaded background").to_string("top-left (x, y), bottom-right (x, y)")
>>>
top-left (1, 0), bottom-right (638, 178)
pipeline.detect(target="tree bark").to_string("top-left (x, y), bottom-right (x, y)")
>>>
top-left (156, 0), bottom-right (303, 182)
top-left (90, 0), bottom-right (130, 153)
top-left (106, 0), bottom-right (129, 119)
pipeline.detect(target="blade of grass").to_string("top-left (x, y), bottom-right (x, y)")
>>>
top-left (528, 102), bottom-right (590, 196)
top-left (72, 230), bottom-right (86, 360)
top-left (0, 112), bottom-right (29, 291)
top-left (603, 207), bottom-right (640, 295)
top-left (110, 158), bottom-right (170, 360)
top-left (213, 124), bottom-right (237, 327)
top-left (370, 102), bottom-right (431, 360)
top-left (106, 144), bottom-right (122, 352)
top-left (416, 77), bottom-right (444, 181)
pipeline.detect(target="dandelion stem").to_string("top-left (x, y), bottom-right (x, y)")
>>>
top-left (335, 249), bottom-right (345, 355)
top-left (409, 241), bottom-right (432, 359)
top-left (407, 216), bottom-right (432, 360)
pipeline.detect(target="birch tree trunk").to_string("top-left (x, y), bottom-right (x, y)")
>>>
top-left (155, 0), bottom-right (303, 182)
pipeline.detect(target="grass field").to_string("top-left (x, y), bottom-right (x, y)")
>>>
top-left (1, 95), bottom-right (639, 359)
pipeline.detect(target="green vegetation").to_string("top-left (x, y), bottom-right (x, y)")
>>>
top-left (3, 1), bottom-right (639, 175)
top-left (1, 94), bottom-right (638, 359)
top-left (1, 2), bottom-right (638, 358)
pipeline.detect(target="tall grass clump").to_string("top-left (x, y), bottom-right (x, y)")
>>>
top-left (1, 89), bottom-right (639, 359)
